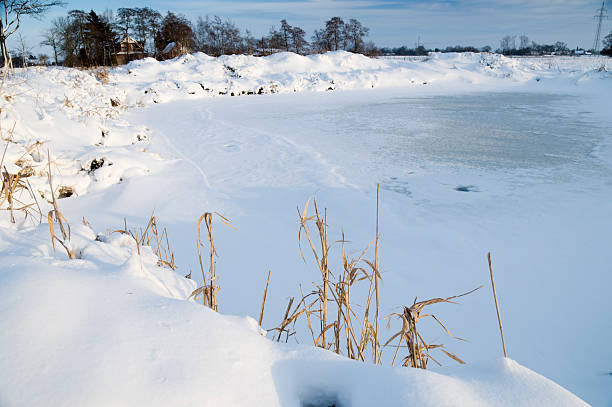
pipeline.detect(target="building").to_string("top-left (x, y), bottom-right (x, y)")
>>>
top-left (161, 42), bottom-right (189, 60)
top-left (114, 35), bottom-right (144, 65)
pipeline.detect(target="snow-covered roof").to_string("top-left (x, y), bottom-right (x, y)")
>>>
top-left (162, 42), bottom-right (177, 54)
top-left (120, 35), bottom-right (139, 45)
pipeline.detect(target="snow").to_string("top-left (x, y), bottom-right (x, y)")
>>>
top-left (0, 225), bottom-right (589, 407)
top-left (1, 52), bottom-right (610, 406)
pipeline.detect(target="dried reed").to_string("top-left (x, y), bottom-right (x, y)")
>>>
top-left (488, 252), bottom-right (507, 358)
top-left (112, 211), bottom-right (176, 270)
top-left (190, 212), bottom-right (234, 311)
top-left (384, 286), bottom-right (481, 368)
top-left (271, 191), bottom-right (383, 363)
top-left (0, 134), bottom-right (42, 224)
top-left (270, 188), bottom-right (482, 370)
top-left (46, 150), bottom-right (74, 259)
top-left (259, 270), bottom-right (272, 327)
top-left (138, 212), bottom-right (176, 269)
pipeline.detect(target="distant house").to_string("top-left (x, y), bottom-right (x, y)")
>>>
top-left (161, 42), bottom-right (189, 59)
top-left (114, 35), bottom-right (144, 65)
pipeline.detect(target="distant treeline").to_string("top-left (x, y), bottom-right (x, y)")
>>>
top-left (381, 34), bottom-right (612, 57)
top-left (31, 9), bottom-right (375, 67)
top-left (379, 45), bottom-right (487, 56)
top-left (11, 9), bottom-right (612, 68)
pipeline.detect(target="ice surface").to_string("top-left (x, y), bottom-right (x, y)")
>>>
top-left (118, 88), bottom-right (612, 405)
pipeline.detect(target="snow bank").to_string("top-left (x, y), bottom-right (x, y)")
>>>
top-left (110, 52), bottom-right (611, 105)
top-left (0, 67), bottom-right (163, 214)
top-left (0, 224), bottom-right (588, 406)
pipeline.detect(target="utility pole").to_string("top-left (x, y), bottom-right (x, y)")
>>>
top-left (592, 1), bottom-right (608, 53)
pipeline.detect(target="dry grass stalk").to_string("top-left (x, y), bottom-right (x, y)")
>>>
top-left (15, 140), bottom-right (45, 168)
top-left (273, 297), bottom-right (296, 342)
top-left (2, 165), bottom-right (41, 223)
top-left (336, 233), bottom-right (374, 360)
top-left (269, 292), bottom-right (314, 343)
top-left (0, 122), bottom-right (16, 143)
top-left (137, 212), bottom-right (176, 270)
top-left (112, 218), bottom-right (142, 256)
top-left (373, 184), bottom-right (381, 362)
top-left (273, 193), bottom-right (382, 363)
top-left (0, 135), bottom-right (42, 224)
top-left (90, 67), bottom-right (110, 84)
top-left (277, 190), bottom-right (481, 369)
top-left (259, 270), bottom-right (272, 327)
top-left (46, 150), bottom-right (74, 259)
top-left (191, 212), bottom-right (234, 311)
top-left (488, 252), bottom-right (507, 358)
top-left (111, 212), bottom-right (176, 270)
top-left (384, 286), bottom-right (481, 369)
top-left (298, 199), bottom-right (332, 349)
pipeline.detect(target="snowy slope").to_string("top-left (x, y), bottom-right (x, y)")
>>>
top-left (109, 51), bottom-right (611, 105)
top-left (0, 224), bottom-right (589, 407)
top-left (1, 52), bottom-right (610, 406)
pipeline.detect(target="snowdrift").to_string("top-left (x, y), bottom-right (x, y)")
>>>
top-left (0, 224), bottom-right (588, 407)
top-left (112, 51), bottom-right (611, 105)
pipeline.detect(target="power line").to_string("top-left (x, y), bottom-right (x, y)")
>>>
top-left (592, 1), bottom-right (608, 52)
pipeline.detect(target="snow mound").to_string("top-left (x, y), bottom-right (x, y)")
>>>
top-left (0, 224), bottom-right (588, 407)
top-left (108, 52), bottom-right (610, 106)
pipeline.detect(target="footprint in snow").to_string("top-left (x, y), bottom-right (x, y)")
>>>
top-left (455, 185), bottom-right (479, 192)
top-left (223, 143), bottom-right (241, 153)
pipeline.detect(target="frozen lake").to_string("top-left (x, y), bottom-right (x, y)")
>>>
top-left (114, 88), bottom-right (612, 405)
top-left (215, 91), bottom-right (612, 183)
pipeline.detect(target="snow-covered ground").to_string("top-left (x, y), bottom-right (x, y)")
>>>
top-left (1, 52), bottom-right (610, 406)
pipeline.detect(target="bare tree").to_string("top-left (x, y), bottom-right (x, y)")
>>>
top-left (17, 31), bottom-right (27, 66)
top-left (325, 16), bottom-right (345, 51)
top-left (241, 29), bottom-right (256, 55)
top-left (500, 35), bottom-right (516, 52)
top-left (311, 28), bottom-right (327, 53)
top-left (603, 31), bottom-right (612, 51)
top-left (1, 0), bottom-right (65, 67)
top-left (41, 25), bottom-right (60, 64)
top-left (344, 19), bottom-right (369, 53)
top-left (290, 25), bottom-right (308, 54)
top-left (133, 7), bottom-right (160, 57)
top-left (116, 7), bottom-right (136, 38)
top-left (194, 15), bottom-right (242, 56)
top-left (68, 9), bottom-right (89, 64)
top-left (554, 41), bottom-right (568, 55)
top-left (257, 34), bottom-right (270, 55)
top-left (363, 40), bottom-right (377, 56)
top-left (279, 19), bottom-right (291, 51)
top-left (267, 25), bottom-right (283, 51)
top-left (271, 19), bottom-right (307, 54)
top-left (519, 34), bottom-right (529, 50)
top-left (50, 15), bottom-right (78, 66)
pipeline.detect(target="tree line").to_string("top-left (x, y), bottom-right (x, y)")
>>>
top-left (4, 1), bottom-right (611, 68)
top-left (34, 8), bottom-right (374, 67)
top-left (497, 35), bottom-right (572, 56)
top-left (380, 32), bottom-right (612, 57)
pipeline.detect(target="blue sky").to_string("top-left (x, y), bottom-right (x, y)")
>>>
top-left (13, 0), bottom-right (612, 54)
